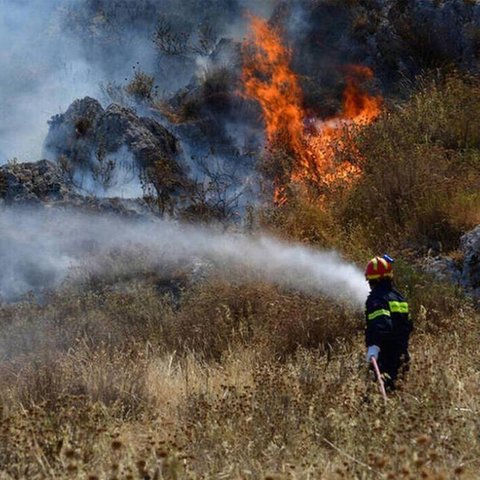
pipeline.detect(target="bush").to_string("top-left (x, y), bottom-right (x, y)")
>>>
top-left (166, 277), bottom-right (360, 360)
top-left (258, 197), bottom-right (339, 247)
top-left (340, 73), bottom-right (480, 251)
top-left (125, 70), bottom-right (155, 102)
top-left (392, 259), bottom-right (467, 334)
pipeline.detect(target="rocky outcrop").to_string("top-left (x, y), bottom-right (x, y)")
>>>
top-left (0, 160), bottom-right (71, 204)
top-left (460, 226), bottom-right (480, 296)
top-left (421, 225), bottom-right (480, 298)
top-left (45, 97), bottom-right (186, 197)
top-left (422, 255), bottom-right (462, 285)
top-left (0, 160), bottom-right (152, 217)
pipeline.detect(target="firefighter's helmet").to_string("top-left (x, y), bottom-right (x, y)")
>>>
top-left (365, 256), bottom-right (393, 280)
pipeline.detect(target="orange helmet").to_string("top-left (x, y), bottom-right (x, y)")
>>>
top-left (365, 256), bottom-right (393, 280)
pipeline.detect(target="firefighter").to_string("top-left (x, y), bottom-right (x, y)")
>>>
top-left (365, 255), bottom-right (413, 390)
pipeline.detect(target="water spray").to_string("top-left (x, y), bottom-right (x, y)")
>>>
top-left (0, 206), bottom-right (370, 305)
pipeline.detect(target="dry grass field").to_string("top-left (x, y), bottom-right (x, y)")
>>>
top-left (0, 273), bottom-right (478, 479)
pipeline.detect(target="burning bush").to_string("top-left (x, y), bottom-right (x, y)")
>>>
top-left (242, 16), bottom-right (382, 205)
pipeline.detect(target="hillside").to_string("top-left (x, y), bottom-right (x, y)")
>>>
top-left (1, 1), bottom-right (480, 479)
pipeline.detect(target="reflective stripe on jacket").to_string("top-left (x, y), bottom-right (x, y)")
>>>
top-left (365, 282), bottom-right (412, 347)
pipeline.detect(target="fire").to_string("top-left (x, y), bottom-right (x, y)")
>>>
top-left (242, 16), bottom-right (305, 163)
top-left (242, 17), bottom-right (382, 203)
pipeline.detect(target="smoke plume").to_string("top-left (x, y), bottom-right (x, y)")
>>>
top-left (0, 0), bottom-right (280, 163)
top-left (0, 206), bottom-right (369, 306)
top-left (0, 0), bottom-right (102, 162)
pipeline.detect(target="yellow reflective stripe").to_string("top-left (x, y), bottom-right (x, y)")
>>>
top-left (372, 257), bottom-right (378, 270)
top-left (368, 309), bottom-right (391, 320)
top-left (378, 257), bottom-right (388, 269)
top-left (388, 301), bottom-right (409, 313)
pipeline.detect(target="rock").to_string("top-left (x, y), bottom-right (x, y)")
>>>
top-left (96, 104), bottom-right (178, 168)
top-left (45, 97), bottom-right (186, 197)
top-left (420, 223), bottom-right (480, 298)
top-left (460, 226), bottom-right (480, 296)
top-left (0, 160), bottom-right (72, 204)
top-left (422, 255), bottom-right (462, 285)
top-left (0, 159), bottom-right (152, 218)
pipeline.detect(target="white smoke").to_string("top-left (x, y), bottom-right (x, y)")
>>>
top-left (0, 0), bottom-right (104, 162)
top-left (0, 0), bottom-right (281, 164)
top-left (0, 207), bottom-right (368, 306)
top-left (71, 146), bottom-right (144, 199)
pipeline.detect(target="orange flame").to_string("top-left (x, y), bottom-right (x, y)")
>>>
top-left (242, 17), bottom-right (382, 203)
top-left (242, 16), bottom-right (305, 157)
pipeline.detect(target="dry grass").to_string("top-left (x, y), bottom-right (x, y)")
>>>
top-left (125, 71), bottom-right (155, 102)
top-left (340, 73), bottom-right (480, 252)
top-left (0, 269), bottom-right (477, 479)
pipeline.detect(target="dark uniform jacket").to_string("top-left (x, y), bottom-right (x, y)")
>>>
top-left (365, 281), bottom-right (413, 349)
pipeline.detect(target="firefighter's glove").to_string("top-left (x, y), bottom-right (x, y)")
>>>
top-left (366, 345), bottom-right (380, 363)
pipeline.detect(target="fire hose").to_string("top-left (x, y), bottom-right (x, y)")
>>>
top-left (371, 357), bottom-right (387, 403)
